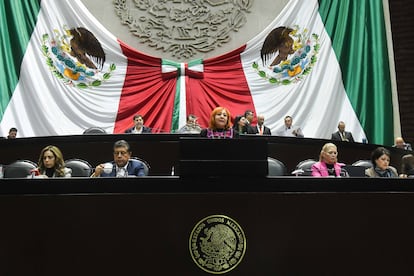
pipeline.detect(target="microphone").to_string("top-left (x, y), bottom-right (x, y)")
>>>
top-left (29, 168), bottom-right (40, 178)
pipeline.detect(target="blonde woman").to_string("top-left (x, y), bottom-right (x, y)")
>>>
top-left (311, 143), bottom-right (345, 177)
top-left (36, 145), bottom-right (71, 178)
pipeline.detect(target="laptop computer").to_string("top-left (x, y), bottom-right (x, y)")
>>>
top-left (342, 165), bottom-right (367, 177)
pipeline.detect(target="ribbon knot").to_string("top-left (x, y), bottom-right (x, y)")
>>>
top-left (161, 59), bottom-right (204, 80)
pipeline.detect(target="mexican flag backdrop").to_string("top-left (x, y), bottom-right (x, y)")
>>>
top-left (0, 0), bottom-right (398, 145)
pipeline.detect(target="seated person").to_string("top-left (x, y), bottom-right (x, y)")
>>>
top-left (7, 127), bottom-right (18, 139)
top-left (275, 115), bottom-right (304, 137)
top-left (125, 114), bottom-right (152, 134)
top-left (311, 143), bottom-right (345, 177)
top-left (393, 137), bottom-right (412, 151)
top-left (244, 110), bottom-right (254, 126)
top-left (331, 121), bottom-right (354, 142)
top-left (247, 114), bottom-right (271, 135)
top-left (232, 115), bottom-right (248, 135)
top-left (200, 107), bottom-right (238, 138)
top-left (91, 140), bottom-right (146, 177)
top-left (400, 154), bottom-right (414, 177)
top-left (365, 147), bottom-right (398, 177)
top-left (177, 114), bottom-right (202, 134)
top-left (35, 145), bottom-right (71, 178)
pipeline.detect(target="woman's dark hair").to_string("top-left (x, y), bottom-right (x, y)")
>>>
top-left (232, 115), bottom-right (247, 134)
top-left (371, 147), bottom-right (391, 167)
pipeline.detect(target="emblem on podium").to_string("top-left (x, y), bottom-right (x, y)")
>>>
top-left (189, 215), bottom-right (246, 274)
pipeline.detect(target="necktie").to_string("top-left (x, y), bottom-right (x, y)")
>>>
top-left (259, 126), bottom-right (263, 135)
top-left (116, 167), bottom-right (126, 177)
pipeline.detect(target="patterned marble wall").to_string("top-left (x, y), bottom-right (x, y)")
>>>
top-left (81, 0), bottom-right (289, 61)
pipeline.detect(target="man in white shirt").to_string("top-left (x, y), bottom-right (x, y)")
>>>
top-left (276, 115), bottom-right (304, 137)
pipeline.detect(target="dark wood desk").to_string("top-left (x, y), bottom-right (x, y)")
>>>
top-left (1, 135), bottom-right (413, 274)
top-left (0, 134), bottom-right (410, 175)
top-left (0, 177), bottom-right (414, 275)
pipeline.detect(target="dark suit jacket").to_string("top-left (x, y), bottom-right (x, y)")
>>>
top-left (125, 126), bottom-right (152, 133)
top-left (392, 143), bottom-right (412, 151)
top-left (331, 131), bottom-right (354, 142)
top-left (101, 159), bottom-right (146, 177)
top-left (247, 125), bottom-right (271, 135)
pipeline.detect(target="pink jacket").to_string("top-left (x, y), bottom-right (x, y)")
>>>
top-left (311, 162), bottom-right (345, 177)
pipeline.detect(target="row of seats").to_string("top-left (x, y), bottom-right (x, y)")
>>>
top-left (2, 158), bottom-right (151, 178)
top-left (2, 157), bottom-right (372, 178)
top-left (267, 158), bottom-right (373, 177)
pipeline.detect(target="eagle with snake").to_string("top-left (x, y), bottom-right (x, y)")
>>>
top-left (68, 27), bottom-right (105, 70)
top-left (260, 26), bottom-right (294, 66)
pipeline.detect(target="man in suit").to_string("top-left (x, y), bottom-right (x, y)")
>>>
top-left (331, 121), bottom-right (354, 142)
top-left (248, 114), bottom-right (271, 135)
top-left (393, 137), bottom-right (412, 151)
top-left (244, 110), bottom-right (254, 126)
top-left (125, 114), bottom-right (152, 133)
top-left (91, 140), bottom-right (146, 177)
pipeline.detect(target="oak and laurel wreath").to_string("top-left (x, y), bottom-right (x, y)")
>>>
top-left (41, 33), bottom-right (116, 89)
top-left (253, 32), bottom-right (320, 85)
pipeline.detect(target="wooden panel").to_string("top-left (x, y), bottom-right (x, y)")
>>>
top-left (0, 180), bottom-right (414, 275)
top-left (389, 0), bottom-right (414, 143)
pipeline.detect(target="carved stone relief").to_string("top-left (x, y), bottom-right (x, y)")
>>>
top-left (114, 0), bottom-right (253, 59)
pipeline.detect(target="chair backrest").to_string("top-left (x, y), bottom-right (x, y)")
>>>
top-left (130, 157), bottom-right (150, 176)
top-left (65, 159), bottom-right (93, 177)
top-left (352, 159), bottom-right (373, 169)
top-left (401, 154), bottom-right (414, 175)
top-left (295, 159), bottom-right (317, 176)
top-left (83, 127), bottom-right (106, 134)
top-left (267, 157), bottom-right (287, 176)
top-left (4, 160), bottom-right (37, 178)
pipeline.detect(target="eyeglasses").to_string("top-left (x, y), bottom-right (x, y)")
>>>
top-left (113, 151), bottom-right (129, 156)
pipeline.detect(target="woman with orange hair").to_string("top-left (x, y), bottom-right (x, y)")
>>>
top-left (200, 107), bottom-right (237, 138)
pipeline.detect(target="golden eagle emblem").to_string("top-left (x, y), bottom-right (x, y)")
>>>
top-left (261, 26), bottom-right (294, 66)
top-left (189, 215), bottom-right (246, 274)
top-left (253, 25), bottom-right (320, 85)
top-left (68, 27), bottom-right (105, 69)
top-left (41, 26), bottom-right (116, 89)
